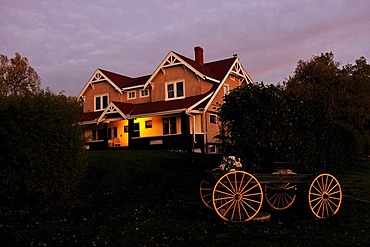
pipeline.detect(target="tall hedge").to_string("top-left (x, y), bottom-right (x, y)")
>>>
top-left (0, 91), bottom-right (86, 208)
top-left (218, 83), bottom-right (357, 173)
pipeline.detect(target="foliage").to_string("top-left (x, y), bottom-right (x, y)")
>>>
top-left (0, 53), bottom-right (41, 97)
top-left (286, 53), bottom-right (370, 157)
top-left (218, 83), bottom-right (327, 172)
top-left (219, 156), bottom-right (243, 172)
top-left (218, 53), bottom-right (369, 173)
top-left (0, 91), bottom-right (86, 208)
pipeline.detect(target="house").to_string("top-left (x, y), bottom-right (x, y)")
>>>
top-left (77, 46), bottom-right (253, 153)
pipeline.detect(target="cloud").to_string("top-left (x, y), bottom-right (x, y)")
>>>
top-left (1, 0), bottom-right (369, 95)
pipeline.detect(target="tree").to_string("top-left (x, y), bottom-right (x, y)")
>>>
top-left (0, 91), bottom-right (86, 208)
top-left (218, 83), bottom-right (326, 173)
top-left (285, 53), bottom-right (370, 157)
top-left (0, 52), bottom-right (41, 97)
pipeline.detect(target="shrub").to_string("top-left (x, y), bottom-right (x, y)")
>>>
top-left (0, 91), bottom-right (86, 208)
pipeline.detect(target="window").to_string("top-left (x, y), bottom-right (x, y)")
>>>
top-left (132, 122), bottom-right (140, 137)
top-left (209, 145), bottom-right (216, 153)
top-left (127, 91), bottom-right (136, 100)
top-left (224, 84), bottom-right (229, 96)
top-left (145, 120), bottom-right (152, 128)
top-left (210, 114), bottom-right (217, 124)
top-left (124, 125), bottom-right (129, 133)
top-left (92, 128), bottom-right (105, 140)
top-left (163, 116), bottom-right (177, 135)
top-left (94, 94), bottom-right (108, 111)
top-left (166, 81), bottom-right (184, 100)
top-left (141, 89), bottom-right (149, 98)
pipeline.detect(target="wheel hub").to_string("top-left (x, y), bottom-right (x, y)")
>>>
top-left (234, 193), bottom-right (242, 201)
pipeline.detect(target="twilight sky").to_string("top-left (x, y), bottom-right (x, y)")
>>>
top-left (1, 0), bottom-right (369, 96)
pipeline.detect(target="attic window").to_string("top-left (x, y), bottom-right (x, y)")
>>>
top-left (166, 81), bottom-right (184, 100)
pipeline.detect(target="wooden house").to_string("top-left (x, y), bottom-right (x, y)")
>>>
top-left (77, 46), bottom-right (253, 153)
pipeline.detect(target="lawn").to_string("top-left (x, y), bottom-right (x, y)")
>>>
top-left (1, 150), bottom-right (370, 246)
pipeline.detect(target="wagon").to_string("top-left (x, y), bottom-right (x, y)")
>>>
top-left (199, 162), bottom-right (342, 222)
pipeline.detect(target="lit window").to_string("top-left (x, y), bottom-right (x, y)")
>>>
top-left (163, 116), bottom-right (177, 135)
top-left (145, 120), bottom-right (152, 128)
top-left (127, 91), bottom-right (136, 100)
top-left (166, 81), bottom-right (184, 100)
top-left (94, 94), bottom-right (108, 111)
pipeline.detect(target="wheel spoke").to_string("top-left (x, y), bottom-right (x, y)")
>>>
top-left (226, 174), bottom-right (236, 193)
top-left (214, 189), bottom-right (233, 197)
top-left (213, 171), bottom-right (262, 221)
top-left (219, 181), bottom-right (235, 195)
top-left (309, 174), bottom-right (342, 219)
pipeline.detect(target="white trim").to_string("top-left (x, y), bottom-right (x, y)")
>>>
top-left (122, 85), bottom-right (144, 91)
top-left (79, 69), bottom-right (123, 97)
top-left (186, 92), bottom-right (213, 113)
top-left (130, 109), bottom-right (186, 119)
top-left (203, 58), bottom-right (253, 112)
top-left (143, 51), bottom-right (219, 89)
top-left (97, 102), bottom-right (128, 123)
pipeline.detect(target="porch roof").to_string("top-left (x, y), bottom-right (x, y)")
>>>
top-left (76, 111), bottom-right (101, 123)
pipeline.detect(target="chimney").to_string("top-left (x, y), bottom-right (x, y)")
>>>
top-left (194, 46), bottom-right (204, 66)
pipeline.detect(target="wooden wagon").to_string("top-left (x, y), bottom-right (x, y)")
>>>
top-left (199, 163), bottom-right (342, 222)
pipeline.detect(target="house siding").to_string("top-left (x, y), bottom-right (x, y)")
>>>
top-left (83, 82), bottom-right (121, 112)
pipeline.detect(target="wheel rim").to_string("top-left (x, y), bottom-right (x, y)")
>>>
top-left (309, 173), bottom-right (342, 219)
top-left (265, 183), bottom-right (296, 210)
top-left (200, 180), bottom-right (213, 209)
top-left (212, 171), bottom-right (263, 222)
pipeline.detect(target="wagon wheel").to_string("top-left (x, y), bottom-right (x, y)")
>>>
top-left (200, 180), bottom-right (213, 209)
top-left (309, 173), bottom-right (342, 219)
top-left (212, 171), bottom-right (263, 222)
top-left (265, 183), bottom-right (296, 210)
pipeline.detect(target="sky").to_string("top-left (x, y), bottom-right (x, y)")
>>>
top-left (1, 0), bottom-right (369, 96)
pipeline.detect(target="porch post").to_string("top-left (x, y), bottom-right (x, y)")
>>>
top-left (181, 112), bottom-right (192, 152)
top-left (128, 118), bottom-right (134, 149)
top-left (103, 123), bottom-right (108, 148)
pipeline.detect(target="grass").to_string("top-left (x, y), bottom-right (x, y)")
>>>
top-left (1, 150), bottom-right (370, 246)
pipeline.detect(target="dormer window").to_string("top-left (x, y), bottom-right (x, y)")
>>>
top-left (127, 90), bottom-right (136, 100)
top-left (94, 94), bottom-right (108, 111)
top-left (166, 81), bottom-right (184, 100)
top-left (140, 89), bottom-right (149, 98)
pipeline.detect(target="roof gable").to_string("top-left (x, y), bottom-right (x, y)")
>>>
top-left (144, 51), bottom-right (236, 89)
top-left (79, 69), bottom-right (124, 97)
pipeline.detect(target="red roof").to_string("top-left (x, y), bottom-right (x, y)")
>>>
top-left (110, 91), bottom-right (212, 117)
top-left (99, 52), bottom-right (236, 90)
top-left (76, 111), bottom-right (102, 122)
top-left (99, 69), bottom-right (151, 89)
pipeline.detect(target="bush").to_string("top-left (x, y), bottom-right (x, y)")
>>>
top-left (0, 91), bottom-right (86, 208)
